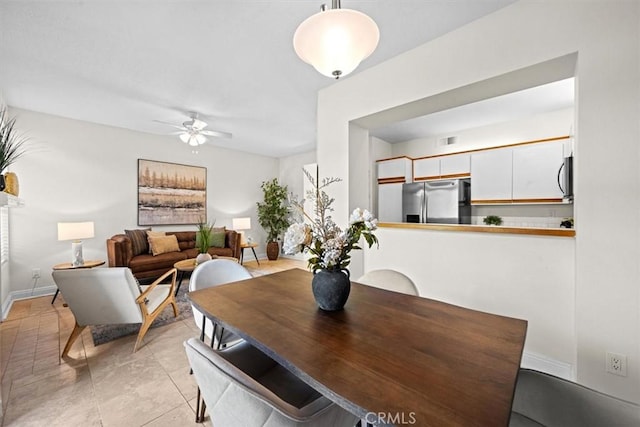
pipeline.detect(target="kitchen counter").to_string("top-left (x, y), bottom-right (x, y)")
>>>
top-left (379, 222), bottom-right (575, 237)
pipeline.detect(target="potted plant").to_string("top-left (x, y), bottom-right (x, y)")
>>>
top-left (283, 170), bottom-right (379, 311)
top-left (483, 215), bottom-right (503, 226)
top-left (195, 219), bottom-right (215, 264)
top-left (256, 178), bottom-right (289, 260)
top-left (0, 104), bottom-right (28, 195)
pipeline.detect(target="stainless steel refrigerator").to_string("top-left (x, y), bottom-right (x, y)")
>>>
top-left (402, 179), bottom-right (471, 224)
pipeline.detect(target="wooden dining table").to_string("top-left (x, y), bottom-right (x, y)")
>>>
top-left (188, 268), bottom-right (527, 426)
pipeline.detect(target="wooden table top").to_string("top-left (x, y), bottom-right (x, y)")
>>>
top-left (52, 260), bottom-right (105, 270)
top-left (188, 268), bottom-right (527, 426)
top-left (174, 257), bottom-right (238, 272)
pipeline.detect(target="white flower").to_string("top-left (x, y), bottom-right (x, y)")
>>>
top-left (349, 208), bottom-right (364, 224)
top-left (283, 223), bottom-right (310, 255)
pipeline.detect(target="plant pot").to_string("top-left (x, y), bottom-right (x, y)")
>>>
top-left (266, 241), bottom-right (280, 260)
top-left (195, 252), bottom-right (212, 265)
top-left (4, 172), bottom-right (18, 196)
top-left (311, 268), bottom-right (351, 311)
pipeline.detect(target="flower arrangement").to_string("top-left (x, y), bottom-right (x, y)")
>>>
top-left (284, 170), bottom-right (378, 273)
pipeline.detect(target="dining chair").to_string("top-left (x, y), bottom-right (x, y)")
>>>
top-left (188, 258), bottom-right (252, 422)
top-left (184, 338), bottom-right (359, 427)
top-left (52, 267), bottom-right (178, 356)
top-left (188, 258), bottom-right (252, 349)
top-left (510, 368), bottom-right (640, 426)
top-left (356, 269), bottom-right (419, 296)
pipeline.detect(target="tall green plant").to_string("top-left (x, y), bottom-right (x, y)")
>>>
top-left (0, 105), bottom-right (28, 173)
top-left (195, 219), bottom-right (215, 253)
top-left (256, 178), bottom-right (289, 242)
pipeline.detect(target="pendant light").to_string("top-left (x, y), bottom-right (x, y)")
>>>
top-left (293, 0), bottom-right (379, 79)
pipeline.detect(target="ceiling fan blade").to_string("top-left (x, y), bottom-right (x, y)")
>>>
top-left (200, 129), bottom-right (232, 139)
top-left (153, 119), bottom-right (186, 131)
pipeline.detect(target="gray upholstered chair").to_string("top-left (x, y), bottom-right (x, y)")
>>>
top-left (356, 269), bottom-right (419, 296)
top-left (52, 267), bottom-right (178, 355)
top-left (184, 338), bottom-right (358, 427)
top-left (510, 368), bottom-right (640, 426)
top-left (188, 258), bottom-right (252, 349)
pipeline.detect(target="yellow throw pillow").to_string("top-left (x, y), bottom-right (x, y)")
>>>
top-left (148, 234), bottom-right (180, 256)
top-left (146, 230), bottom-right (166, 254)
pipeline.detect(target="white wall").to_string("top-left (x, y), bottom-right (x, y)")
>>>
top-left (317, 0), bottom-right (639, 403)
top-left (4, 108), bottom-right (278, 314)
top-left (278, 150), bottom-right (316, 202)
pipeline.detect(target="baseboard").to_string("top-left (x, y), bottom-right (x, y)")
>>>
top-left (522, 351), bottom-right (574, 380)
top-left (1, 285), bottom-right (57, 321)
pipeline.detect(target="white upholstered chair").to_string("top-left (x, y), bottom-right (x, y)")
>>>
top-left (52, 267), bottom-right (178, 356)
top-left (188, 258), bottom-right (252, 349)
top-left (184, 338), bottom-right (358, 427)
top-left (356, 269), bottom-right (419, 296)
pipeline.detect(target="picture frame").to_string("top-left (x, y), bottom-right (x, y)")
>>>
top-left (137, 159), bottom-right (206, 225)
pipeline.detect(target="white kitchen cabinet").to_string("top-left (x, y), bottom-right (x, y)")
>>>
top-left (413, 157), bottom-right (440, 181)
top-left (512, 140), bottom-right (564, 201)
top-left (376, 157), bottom-right (411, 222)
top-left (377, 157), bottom-right (412, 182)
top-left (471, 148), bottom-right (513, 202)
top-left (440, 153), bottom-right (471, 178)
top-left (377, 182), bottom-right (404, 222)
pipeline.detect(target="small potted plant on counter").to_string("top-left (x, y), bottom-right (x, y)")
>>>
top-left (483, 215), bottom-right (503, 226)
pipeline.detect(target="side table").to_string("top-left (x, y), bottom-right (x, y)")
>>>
top-left (240, 242), bottom-right (260, 265)
top-left (51, 260), bottom-right (105, 304)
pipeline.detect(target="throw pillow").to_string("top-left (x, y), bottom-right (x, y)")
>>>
top-left (146, 230), bottom-right (166, 254)
top-left (210, 227), bottom-right (226, 248)
top-left (125, 228), bottom-right (151, 256)
top-left (148, 234), bottom-right (181, 256)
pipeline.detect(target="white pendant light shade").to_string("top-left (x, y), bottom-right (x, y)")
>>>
top-left (293, 8), bottom-right (379, 79)
top-left (179, 133), bottom-right (190, 143)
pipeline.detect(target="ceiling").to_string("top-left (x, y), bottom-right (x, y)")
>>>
top-left (0, 0), bottom-right (517, 158)
top-left (370, 78), bottom-right (575, 143)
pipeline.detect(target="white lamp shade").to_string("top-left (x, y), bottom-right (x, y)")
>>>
top-left (179, 132), bottom-right (190, 143)
top-left (57, 222), bottom-right (95, 241)
top-left (293, 8), bottom-right (379, 78)
top-left (232, 217), bottom-right (252, 231)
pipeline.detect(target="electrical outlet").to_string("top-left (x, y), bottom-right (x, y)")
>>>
top-left (32, 268), bottom-right (40, 279)
top-left (606, 352), bottom-right (627, 377)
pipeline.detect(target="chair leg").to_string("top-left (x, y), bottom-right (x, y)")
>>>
top-left (62, 322), bottom-right (86, 357)
top-left (170, 299), bottom-right (178, 317)
top-left (134, 318), bottom-right (153, 352)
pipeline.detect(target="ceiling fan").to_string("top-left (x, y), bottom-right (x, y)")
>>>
top-left (154, 112), bottom-right (232, 146)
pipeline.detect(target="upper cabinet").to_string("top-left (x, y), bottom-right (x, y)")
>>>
top-left (471, 148), bottom-right (513, 202)
top-left (471, 138), bottom-right (568, 204)
top-left (512, 140), bottom-right (564, 201)
top-left (414, 153), bottom-right (470, 181)
top-left (377, 157), bottom-right (412, 183)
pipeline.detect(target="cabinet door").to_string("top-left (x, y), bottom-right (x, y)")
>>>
top-left (413, 158), bottom-right (440, 181)
top-left (471, 148), bottom-right (513, 202)
top-left (512, 141), bottom-right (564, 201)
top-left (377, 158), bottom-right (410, 181)
top-left (440, 153), bottom-right (471, 178)
top-left (377, 182), bottom-right (403, 222)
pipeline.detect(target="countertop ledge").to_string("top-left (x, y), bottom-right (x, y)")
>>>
top-left (379, 222), bottom-right (575, 237)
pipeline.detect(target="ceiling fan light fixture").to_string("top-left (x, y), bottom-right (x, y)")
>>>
top-left (194, 134), bottom-right (207, 145)
top-left (179, 132), bottom-right (191, 143)
top-left (190, 118), bottom-right (207, 131)
top-left (293, 0), bottom-right (379, 79)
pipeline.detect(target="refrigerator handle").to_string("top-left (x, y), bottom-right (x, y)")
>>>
top-left (423, 191), bottom-right (428, 223)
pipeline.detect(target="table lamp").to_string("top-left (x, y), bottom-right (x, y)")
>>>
top-left (232, 217), bottom-right (251, 245)
top-left (57, 221), bottom-right (95, 267)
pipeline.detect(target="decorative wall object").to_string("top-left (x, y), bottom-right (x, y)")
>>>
top-left (138, 159), bottom-right (206, 225)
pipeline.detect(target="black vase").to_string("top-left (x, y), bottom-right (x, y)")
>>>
top-left (311, 268), bottom-right (351, 311)
top-left (0, 174), bottom-right (5, 192)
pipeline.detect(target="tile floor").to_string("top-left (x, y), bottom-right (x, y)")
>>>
top-left (0, 258), bottom-right (306, 427)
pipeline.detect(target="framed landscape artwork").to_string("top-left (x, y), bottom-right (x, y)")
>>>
top-left (138, 159), bottom-right (206, 225)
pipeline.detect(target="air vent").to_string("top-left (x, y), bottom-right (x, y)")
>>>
top-left (439, 136), bottom-right (458, 145)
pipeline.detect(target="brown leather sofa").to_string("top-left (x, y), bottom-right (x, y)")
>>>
top-left (107, 230), bottom-right (241, 280)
